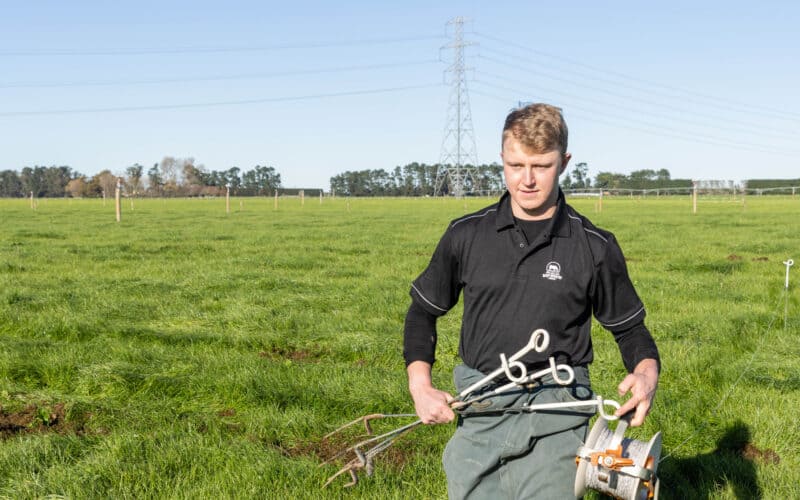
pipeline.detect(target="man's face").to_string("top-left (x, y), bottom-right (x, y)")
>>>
top-left (501, 136), bottom-right (570, 220)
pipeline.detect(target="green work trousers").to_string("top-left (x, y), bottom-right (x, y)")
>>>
top-left (443, 364), bottom-right (595, 500)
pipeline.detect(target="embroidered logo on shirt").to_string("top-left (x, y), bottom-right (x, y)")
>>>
top-left (542, 261), bottom-right (563, 281)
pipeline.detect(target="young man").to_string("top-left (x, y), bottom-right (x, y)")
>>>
top-left (404, 103), bottom-right (659, 499)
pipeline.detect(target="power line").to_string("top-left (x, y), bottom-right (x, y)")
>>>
top-left (0, 83), bottom-right (443, 117)
top-left (474, 67), bottom-right (798, 143)
top-left (471, 81), bottom-right (800, 156)
top-left (0, 35), bottom-right (445, 57)
top-left (473, 31), bottom-right (800, 122)
top-left (0, 59), bottom-right (441, 89)
top-left (477, 50), bottom-right (800, 137)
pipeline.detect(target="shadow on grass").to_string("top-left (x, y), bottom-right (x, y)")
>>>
top-left (659, 420), bottom-right (777, 499)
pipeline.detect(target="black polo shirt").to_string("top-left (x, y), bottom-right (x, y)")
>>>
top-left (408, 191), bottom-right (651, 374)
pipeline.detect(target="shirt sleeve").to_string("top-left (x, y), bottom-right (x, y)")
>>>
top-left (592, 234), bottom-right (660, 372)
top-left (410, 226), bottom-right (462, 317)
top-left (403, 300), bottom-right (438, 366)
top-left (609, 320), bottom-right (661, 373)
top-left (592, 234), bottom-right (646, 330)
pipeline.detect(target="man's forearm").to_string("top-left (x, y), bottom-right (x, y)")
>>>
top-left (407, 360), bottom-right (434, 392)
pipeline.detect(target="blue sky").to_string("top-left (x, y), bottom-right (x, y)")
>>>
top-left (1, 1), bottom-right (798, 189)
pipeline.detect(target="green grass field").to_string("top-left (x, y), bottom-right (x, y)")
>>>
top-left (0, 195), bottom-right (798, 499)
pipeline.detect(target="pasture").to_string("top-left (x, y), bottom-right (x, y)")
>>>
top-left (0, 195), bottom-right (798, 499)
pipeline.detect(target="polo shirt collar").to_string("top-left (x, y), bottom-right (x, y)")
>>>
top-left (495, 189), bottom-right (572, 239)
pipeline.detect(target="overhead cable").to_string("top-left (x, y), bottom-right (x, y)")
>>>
top-left (473, 31), bottom-right (800, 122)
top-left (474, 67), bottom-right (798, 142)
top-left (0, 83), bottom-right (444, 117)
top-left (0, 59), bottom-right (442, 89)
top-left (0, 35), bottom-right (445, 57)
top-left (472, 80), bottom-right (799, 156)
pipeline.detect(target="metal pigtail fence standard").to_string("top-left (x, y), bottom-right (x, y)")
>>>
top-left (320, 329), bottom-right (662, 498)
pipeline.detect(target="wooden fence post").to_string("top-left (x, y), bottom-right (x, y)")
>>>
top-left (300, 190), bottom-right (305, 206)
top-left (692, 181), bottom-right (698, 214)
top-left (274, 190), bottom-right (278, 210)
top-left (226, 185), bottom-right (230, 214)
top-left (115, 178), bottom-right (122, 222)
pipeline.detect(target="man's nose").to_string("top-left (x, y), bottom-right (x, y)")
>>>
top-left (523, 168), bottom-right (535, 185)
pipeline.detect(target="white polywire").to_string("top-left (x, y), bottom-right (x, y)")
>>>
top-left (581, 423), bottom-right (654, 500)
top-left (659, 290), bottom-right (787, 463)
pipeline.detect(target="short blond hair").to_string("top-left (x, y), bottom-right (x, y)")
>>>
top-left (502, 103), bottom-right (568, 155)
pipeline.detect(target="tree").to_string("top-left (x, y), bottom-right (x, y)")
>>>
top-left (570, 162), bottom-right (591, 188)
top-left (159, 156), bottom-right (177, 185)
top-left (0, 170), bottom-right (23, 197)
top-left (65, 177), bottom-right (88, 198)
top-left (594, 172), bottom-right (627, 189)
top-left (87, 170), bottom-right (118, 198)
top-left (42, 166), bottom-right (73, 196)
top-left (147, 163), bottom-right (163, 196)
top-left (242, 165), bottom-right (281, 195)
top-left (181, 159), bottom-right (205, 196)
top-left (19, 166), bottom-right (45, 197)
top-left (125, 164), bottom-right (144, 195)
top-left (224, 167), bottom-right (242, 189)
top-left (560, 173), bottom-right (573, 190)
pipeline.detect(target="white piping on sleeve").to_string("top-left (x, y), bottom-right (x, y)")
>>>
top-left (411, 283), bottom-right (448, 312)
top-left (450, 208), bottom-right (497, 228)
top-left (600, 306), bottom-right (645, 328)
top-left (568, 213), bottom-right (608, 242)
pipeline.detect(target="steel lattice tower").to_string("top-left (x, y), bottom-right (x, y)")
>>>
top-left (434, 17), bottom-right (479, 197)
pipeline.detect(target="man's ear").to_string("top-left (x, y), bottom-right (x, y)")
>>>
top-left (559, 153), bottom-right (572, 175)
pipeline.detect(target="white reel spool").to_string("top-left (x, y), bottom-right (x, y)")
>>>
top-left (575, 415), bottom-right (661, 500)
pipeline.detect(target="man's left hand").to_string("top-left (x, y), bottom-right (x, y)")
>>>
top-left (614, 358), bottom-right (659, 426)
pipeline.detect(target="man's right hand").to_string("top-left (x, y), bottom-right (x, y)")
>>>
top-left (407, 360), bottom-right (455, 424)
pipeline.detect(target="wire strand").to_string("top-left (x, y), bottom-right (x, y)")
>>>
top-left (659, 290), bottom-right (788, 463)
top-left (0, 59), bottom-right (442, 89)
top-left (0, 83), bottom-right (444, 117)
top-left (0, 35), bottom-right (445, 57)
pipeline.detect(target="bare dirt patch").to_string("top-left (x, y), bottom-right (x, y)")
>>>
top-left (258, 344), bottom-right (328, 362)
top-left (727, 254), bottom-right (742, 261)
top-left (752, 256), bottom-right (769, 262)
top-left (266, 425), bottom-right (416, 471)
top-left (742, 443), bottom-right (780, 464)
top-left (0, 403), bottom-right (88, 439)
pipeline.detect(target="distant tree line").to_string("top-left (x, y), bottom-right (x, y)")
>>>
top-left (329, 163), bottom-right (504, 196)
top-left (745, 178), bottom-right (800, 189)
top-left (562, 166), bottom-right (693, 190)
top-left (0, 157), bottom-right (282, 198)
top-left (2, 160), bottom-right (797, 199)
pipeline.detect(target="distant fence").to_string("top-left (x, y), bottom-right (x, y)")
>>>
top-left (565, 186), bottom-right (800, 197)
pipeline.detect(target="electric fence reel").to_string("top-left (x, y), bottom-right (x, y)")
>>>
top-left (575, 415), bottom-right (662, 500)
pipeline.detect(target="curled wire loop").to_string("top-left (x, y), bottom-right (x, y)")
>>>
top-left (459, 328), bottom-right (553, 399)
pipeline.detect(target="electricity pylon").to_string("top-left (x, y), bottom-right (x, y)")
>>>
top-left (434, 16), bottom-right (479, 197)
